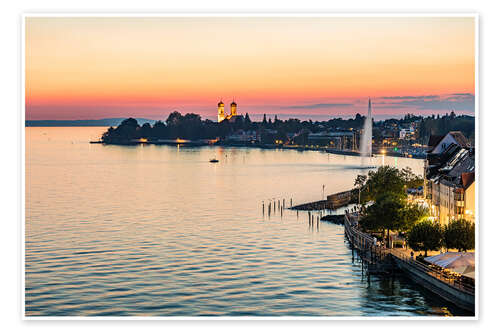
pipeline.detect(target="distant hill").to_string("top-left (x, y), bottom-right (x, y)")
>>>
top-left (25, 118), bottom-right (157, 127)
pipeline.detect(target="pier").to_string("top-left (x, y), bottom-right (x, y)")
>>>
top-left (290, 190), bottom-right (355, 211)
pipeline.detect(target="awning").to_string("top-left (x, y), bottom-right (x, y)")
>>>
top-left (424, 252), bottom-right (475, 278)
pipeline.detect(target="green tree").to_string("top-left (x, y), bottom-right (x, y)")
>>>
top-left (359, 193), bottom-right (405, 245)
top-left (407, 220), bottom-right (443, 256)
top-left (400, 203), bottom-right (429, 232)
top-left (443, 219), bottom-right (475, 252)
top-left (363, 166), bottom-right (407, 202)
top-left (400, 166), bottom-right (424, 189)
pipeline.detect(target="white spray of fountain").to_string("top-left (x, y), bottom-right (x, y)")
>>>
top-left (360, 98), bottom-right (373, 166)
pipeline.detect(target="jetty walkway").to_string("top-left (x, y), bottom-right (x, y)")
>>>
top-left (344, 212), bottom-right (475, 313)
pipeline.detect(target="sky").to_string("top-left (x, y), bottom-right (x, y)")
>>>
top-left (25, 16), bottom-right (475, 121)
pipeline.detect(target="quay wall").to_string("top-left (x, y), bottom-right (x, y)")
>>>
top-left (393, 256), bottom-right (475, 313)
top-left (90, 140), bottom-right (424, 159)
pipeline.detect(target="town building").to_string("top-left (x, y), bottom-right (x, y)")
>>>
top-left (307, 130), bottom-right (357, 150)
top-left (225, 130), bottom-right (257, 143)
top-left (424, 131), bottom-right (475, 224)
top-left (399, 126), bottom-right (416, 140)
top-left (427, 131), bottom-right (470, 155)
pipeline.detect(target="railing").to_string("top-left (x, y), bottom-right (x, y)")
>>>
top-left (344, 212), bottom-right (475, 295)
top-left (391, 249), bottom-right (475, 294)
top-left (344, 213), bottom-right (377, 248)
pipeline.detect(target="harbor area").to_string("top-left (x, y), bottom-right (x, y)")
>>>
top-left (343, 210), bottom-right (475, 313)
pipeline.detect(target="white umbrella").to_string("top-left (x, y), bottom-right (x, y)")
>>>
top-left (424, 252), bottom-right (462, 266)
top-left (450, 264), bottom-right (475, 275)
top-left (424, 252), bottom-right (475, 277)
top-left (441, 253), bottom-right (475, 270)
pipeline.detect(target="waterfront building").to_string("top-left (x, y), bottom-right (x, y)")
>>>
top-left (217, 100), bottom-right (243, 123)
top-left (225, 129), bottom-right (258, 143)
top-left (307, 130), bottom-right (357, 150)
top-left (424, 131), bottom-right (475, 224)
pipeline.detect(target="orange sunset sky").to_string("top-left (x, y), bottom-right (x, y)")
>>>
top-left (25, 16), bottom-right (475, 121)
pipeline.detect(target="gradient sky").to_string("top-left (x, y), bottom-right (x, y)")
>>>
top-left (25, 16), bottom-right (475, 121)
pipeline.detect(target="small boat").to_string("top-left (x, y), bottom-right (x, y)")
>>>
top-left (209, 158), bottom-right (219, 163)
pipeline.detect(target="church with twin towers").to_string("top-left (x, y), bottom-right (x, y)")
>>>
top-left (217, 100), bottom-right (244, 123)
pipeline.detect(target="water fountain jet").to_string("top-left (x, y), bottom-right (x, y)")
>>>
top-left (360, 98), bottom-right (374, 168)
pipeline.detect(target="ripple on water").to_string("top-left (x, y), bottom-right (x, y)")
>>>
top-left (26, 129), bottom-right (470, 317)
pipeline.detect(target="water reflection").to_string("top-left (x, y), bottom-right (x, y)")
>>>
top-left (25, 127), bottom-right (465, 317)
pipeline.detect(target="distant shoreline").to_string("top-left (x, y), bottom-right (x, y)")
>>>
top-left (89, 140), bottom-right (425, 159)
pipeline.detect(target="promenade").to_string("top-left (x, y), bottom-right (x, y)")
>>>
top-left (344, 211), bottom-right (475, 313)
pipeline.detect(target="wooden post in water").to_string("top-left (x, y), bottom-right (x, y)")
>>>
top-left (361, 258), bottom-right (364, 278)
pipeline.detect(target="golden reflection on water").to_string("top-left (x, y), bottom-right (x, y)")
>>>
top-left (25, 127), bottom-right (469, 317)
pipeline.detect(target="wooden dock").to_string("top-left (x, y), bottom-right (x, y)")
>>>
top-left (290, 190), bottom-right (355, 211)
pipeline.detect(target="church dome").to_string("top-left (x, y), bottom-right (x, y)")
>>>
top-left (231, 101), bottom-right (237, 107)
top-left (218, 100), bottom-right (224, 107)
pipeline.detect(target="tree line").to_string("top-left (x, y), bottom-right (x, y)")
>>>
top-left (100, 111), bottom-right (369, 144)
top-left (101, 110), bottom-right (474, 145)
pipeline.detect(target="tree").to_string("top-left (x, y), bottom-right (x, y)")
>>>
top-left (407, 220), bottom-right (443, 256)
top-left (400, 203), bottom-right (429, 232)
top-left (166, 111), bottom-right (183, 125)
top-left (363, 166), bottom-right (407, 202)
top-left (152, 121), bottom-right (167, 139)
top-left (443, 219), bottom-right (475, 252)
top-left (140, 122), bottom-right (152, 138)
top-left (113, 118), bottom-right (140, 141)
top-left (244, 113), bottom-right (251, 129)
top-left (359, 193), bottom-right (405, 245)
top-left (400, 166), bottom-right (424, 189)
top-left (354, 174), bottom-right (367, 204)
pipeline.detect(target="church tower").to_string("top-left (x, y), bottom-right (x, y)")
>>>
top-left (217, 100), bottom-right (225, 123)
top-left (230, 100), bottom-right (237, 117)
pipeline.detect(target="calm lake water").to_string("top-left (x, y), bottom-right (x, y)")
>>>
top-left (25, 127), bottom-right (464, 317)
